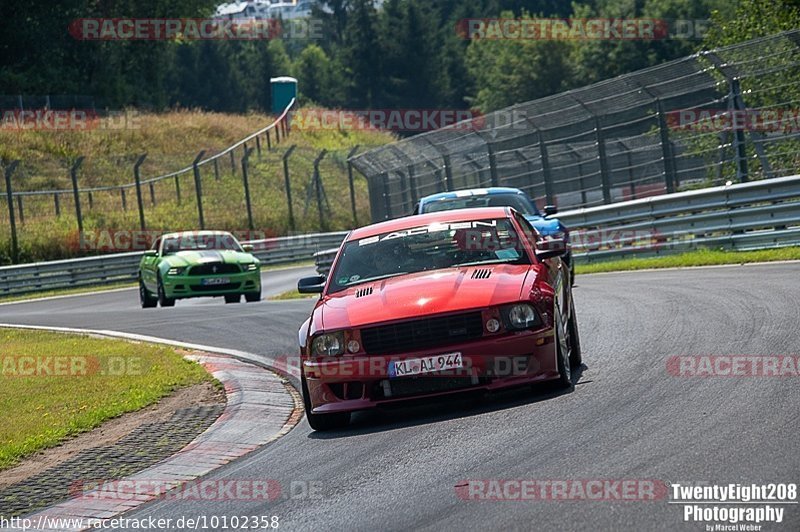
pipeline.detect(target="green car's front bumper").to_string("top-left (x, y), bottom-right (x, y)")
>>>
top-left (161, 269), bottom-right (261, 299)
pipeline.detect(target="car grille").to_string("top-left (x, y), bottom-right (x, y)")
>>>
top-left (360, 311), bottom-right (484, 355)
top-left (373, 377), bottom-right (480, 399)
top-left (189, 263), bottom-right (241, 276)
top-left (190, 282), bottom-right (241, 292)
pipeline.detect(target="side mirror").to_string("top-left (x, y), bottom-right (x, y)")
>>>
top-left (298, 275), bottom-right (326, 294)
top-left (242, 244), bottom-right (254, 252)
top-left (535, 236), bottom-right (567, 260)
top-left (143, 249), bottom-right (158, 257)
top-left (543, 205), bottom-right (558, 216)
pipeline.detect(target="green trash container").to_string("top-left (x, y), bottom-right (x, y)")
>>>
top-left (271, 76), bottom-right (298, 115)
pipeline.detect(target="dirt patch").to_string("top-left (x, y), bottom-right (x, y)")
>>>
top-left (0, 382), bottom-right (224, 489)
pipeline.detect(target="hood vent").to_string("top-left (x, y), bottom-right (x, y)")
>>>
top-left (355, 286), bottom-right (374, 298)
top-left (471, 268), bottom-right (492, 280)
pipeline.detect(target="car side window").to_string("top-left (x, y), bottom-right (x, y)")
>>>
top-left (513, 212), bottom-right (539, 247)
top-left (152, 237), bottom-right (161, 255)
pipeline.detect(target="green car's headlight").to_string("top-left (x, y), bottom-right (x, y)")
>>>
top-left (311, 332), bottom-right (345, 357)
top-left (167, 267), bottom-right (187, 276)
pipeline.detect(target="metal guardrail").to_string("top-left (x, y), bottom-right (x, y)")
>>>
top-left (311, 173), bottom-right (800, 274)
top-left (0, 231), bottom-right (348, 297)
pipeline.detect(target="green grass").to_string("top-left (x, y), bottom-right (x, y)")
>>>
top-left (575, 247), bottom-right (800, 275)
top-left (0, 328), bottom-right (214, 471)
top-left (269, 288), bottom-right (318, 301)
top-left (0, 282), bottom-right (137, 304)
top-left (0, 109), bottom-right (394, 265)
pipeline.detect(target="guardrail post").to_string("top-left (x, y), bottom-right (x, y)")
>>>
top-left (193, 151), bottom-right (206, 230)
top-left (70, 156), bottom-right (85, 233)
top-left (174, 176), bottom-right (181, 205)
top-left (54, 193), bottom-right (60, 216)
top-left (283, 145), bottom-right (296, 231)
top-left (133, 154), bottom-right (147, 231)
top-left (16, 196), bottom-right (24, 223)
top-left (3, 160), bottom-right (20, 263)
top-left (347, 145), bottom-right (360, 226)
top-left (313, 150), bottom-right (328, 231)
top-left (655, 99), bottom-right (677, 193)
top-left (594, 119), bottom-right (612, 204)
top-left (241, 147), bottom-right (255, 231)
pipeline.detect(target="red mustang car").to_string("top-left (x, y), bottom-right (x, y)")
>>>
top-left (296, 207), bottom-right (581, 430)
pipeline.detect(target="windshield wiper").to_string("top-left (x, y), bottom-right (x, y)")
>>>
top-left (343, 271), bottom-right (409, 287)
top-left (456, 258), bottom-right (522, 267)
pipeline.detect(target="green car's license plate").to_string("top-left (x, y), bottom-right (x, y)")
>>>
top-left (201, 277), bottom-right (230, 286)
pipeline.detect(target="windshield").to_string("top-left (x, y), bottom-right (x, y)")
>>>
top-left (329, 218), bottom-right (530, 293)
top-left (422, 193), bottom-right (537, 215)
top-left (161, 233), bottom-right (243, 255)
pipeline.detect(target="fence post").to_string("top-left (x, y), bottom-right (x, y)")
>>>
top-left (266, 130), bottom-right (272, 151)
top-left (16, 196), bottom-right (24, 223)
top-left (347, 145), bottom-right (360, 226)
top-left (193, 151), bottom-right (206, 230)
top-left (230, 149), bottom-right (236, 175)
top-left (3, 160), bottom-right (20, 263)
top-left (382, 172), bottom-right (392, 219)
top-left (441, 153), bottom-right (454, 191)
top-left (148, 182), bottom-right (156, 206)
top-left (275, 122), bottom-right (281, 143)
top-left (283, 145), bottom-right (296, 231)
top-left (70, 156), bottom-right (85, 233)
top-left (655, 99), bottom-right (677, 193)
top-left (538, 134), bottom-right (555, 205)
top-left (133, 154), bottom-right (147, 231)
top-left (213, 158), bottom-right (220, 181)
top-left (120, 187), bottom-right (127, 211)
top-left (487, 142), bottom-right (500, 187)
top-left (730, 79), bottom-right (749, 183)
top-left (594, 119), bottom-right (612, 204)
top-left (255, 135), bottom-right (262, 160)
top-left (313, 150), bottom-right (328, 231)
top-left (54, 193), bottom-right (60, 216)
top-left (174, 175), bottom-right (181, 205)
top-left (241, 147), bottom-right (255, 231)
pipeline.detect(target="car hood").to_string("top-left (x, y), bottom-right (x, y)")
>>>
top-left (319, 264), bottom-right (531, 330)
top-left (162, 249), bottom-right (255, 267)
top-left (524, 215), bottom-right (563, 236)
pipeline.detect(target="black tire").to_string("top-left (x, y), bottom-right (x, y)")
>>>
top-left (567, 301), bottom-right (582, 368)
top-left (244, 291), bottom-right (261, 303)
top-left (302, 377), bottom-right (350, 431)
top-left (224, 294), bottom-right (241, 304)
top-left (139, 278), bottom-right (157, 308)
top-left (157, 275), bottom-right (175, 307)
top-left (555, 308), bottom-right (573, 390)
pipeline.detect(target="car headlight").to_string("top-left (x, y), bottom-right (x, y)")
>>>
top-left (167, 267), bottom-right (186, 276)
top-left (311, 332), bottom-right (345, 356)
top-left (245, 263), bottom-right (259, 271)
top-left (502, 303), bottom-right (541, 330)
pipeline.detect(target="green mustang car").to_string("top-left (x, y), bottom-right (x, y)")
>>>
top-left (139, 230), bottom-right (262, 308)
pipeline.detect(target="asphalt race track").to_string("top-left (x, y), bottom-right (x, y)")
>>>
top-left (1, 263), bottom-right (798, 531)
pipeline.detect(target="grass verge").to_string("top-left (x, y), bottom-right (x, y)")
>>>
top-left (269, 288), bottom-right (318, 301)
top-left (575, 247), bottom-right (800, 275)
top-left (0, 328), bottom-right (214, 471)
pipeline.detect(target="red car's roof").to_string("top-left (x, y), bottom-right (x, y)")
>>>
top-left (348, 207), bottom-right (512, 241)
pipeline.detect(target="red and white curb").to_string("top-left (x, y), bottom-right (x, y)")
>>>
top-left (0, 324), bottom-right (302, 532)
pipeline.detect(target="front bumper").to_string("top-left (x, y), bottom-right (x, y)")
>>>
top-left (162, 270), bottom-right (261, 299)
top-left (303, 328), bottom-right (558, 414)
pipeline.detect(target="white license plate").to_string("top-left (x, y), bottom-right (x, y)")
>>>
top-left (201, 277), bottom-right (230, 286)
top-left (388, 352), bottom-right (463, 378)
